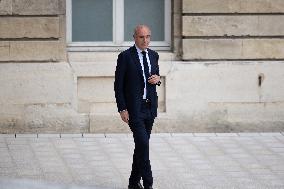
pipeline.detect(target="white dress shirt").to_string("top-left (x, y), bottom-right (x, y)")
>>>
top-left (135, 45), bottom-right (151, 99)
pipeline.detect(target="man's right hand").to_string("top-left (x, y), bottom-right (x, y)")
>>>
top-left (120, 110), bottom-right (129, 124)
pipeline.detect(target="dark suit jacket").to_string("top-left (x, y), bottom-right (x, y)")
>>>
top-left (114, 45), bottom-right (160, 121)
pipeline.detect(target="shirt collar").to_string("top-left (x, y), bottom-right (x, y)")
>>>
top-left (135, 44), bottom-right (148, 54)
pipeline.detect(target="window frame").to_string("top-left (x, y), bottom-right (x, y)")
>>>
top-left (66, 0), bottom-right (171, 51)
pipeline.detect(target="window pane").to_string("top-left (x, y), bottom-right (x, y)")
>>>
top-left (72, 0), bottom-right (113, 42)
top-left (124, 0), bottom-right (165, 41)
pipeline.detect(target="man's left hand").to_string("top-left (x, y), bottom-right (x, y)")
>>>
top-left (148, 75), bottom-right (160, 85)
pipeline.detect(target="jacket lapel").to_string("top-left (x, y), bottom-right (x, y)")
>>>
top-left (130, 46), bottom-right (144, 77)
top-left (147, 50), bottom-right (155, 75)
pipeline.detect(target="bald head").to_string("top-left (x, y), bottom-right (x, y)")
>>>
top-left (133, 25), bottom-right (151, 50)
top-left (133, 25), bottom-right (151, 37)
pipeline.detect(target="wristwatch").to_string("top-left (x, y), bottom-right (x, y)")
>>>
top-left (156, 80), bottom-right (161, 86)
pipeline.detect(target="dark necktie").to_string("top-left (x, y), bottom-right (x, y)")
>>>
top-left (142, 51), bottom-right (150, 99)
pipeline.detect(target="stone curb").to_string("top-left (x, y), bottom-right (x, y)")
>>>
top-left (0, 133), bottom-right (283, 139)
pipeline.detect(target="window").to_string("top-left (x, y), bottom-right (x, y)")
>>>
top-left (66, 0), bottom-right (171, 51)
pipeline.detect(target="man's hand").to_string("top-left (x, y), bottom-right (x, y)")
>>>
top-left (148, 74), bottom-right (160, 85)
top-left (120, 110), bottom-right (129, 124)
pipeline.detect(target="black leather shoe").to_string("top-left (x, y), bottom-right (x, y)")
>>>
top-left (128, 182), bottom-right (144, 189)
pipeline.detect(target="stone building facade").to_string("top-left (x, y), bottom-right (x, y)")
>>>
top-left (0, 0), bottom-right (283, 133)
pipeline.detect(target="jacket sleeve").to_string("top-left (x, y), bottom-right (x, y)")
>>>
top-left (155, 52), bottom-right (161, 86)
top-left (114, 53), bottom-right (127, 112)
top-left (156, 53), bottom-right (160, 75)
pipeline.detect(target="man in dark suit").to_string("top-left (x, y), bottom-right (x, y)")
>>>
top-left (114, 25), bottom-right (161, 189)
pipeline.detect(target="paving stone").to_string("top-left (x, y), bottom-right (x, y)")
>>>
top-left (275, 136), bottom-right (284, 143)
top-left (203, 176), bottom-right (234, 188)
top-left (43, 173), bottom-right (73, 184)
top-left (17, 167), bottom-right (42, 177)
top-left (6, 138), bottom-right (29, 145)
top-left (251, 169), bottom-right (275, 175)
top-left (270, 147), bottom-right (284, 153)
top-left (0, 142), bottom-right (7, 148)
top-left (69, 168), bottom-right (93, 175)
top-left (0, 168), bottom-right (18, 177)
top-left (258, 137), bottom-right (284, 146)
top-left (223, 148), bottom-right (247, 154)
top-left (1, 133), bottom-right (284, 189)
top-left (225, 171), bottom-right (250, 178)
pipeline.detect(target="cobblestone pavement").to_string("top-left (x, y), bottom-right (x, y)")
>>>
top-left (0, 133), bottom-right (284, 189)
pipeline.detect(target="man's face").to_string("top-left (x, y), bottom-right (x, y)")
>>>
top-left (134, 27), bottom-right (151, 50)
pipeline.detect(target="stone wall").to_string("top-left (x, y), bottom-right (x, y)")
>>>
top-left (0, 0), bottom-right (88, 133)
top-left (175, 0), bottom-right (284, 131)
top-left (182, 0), bottom-right (284, 60)
top-left (0, 0), bottom-right (283, 133)
top-left (0, 0), bottom-right (66, 61)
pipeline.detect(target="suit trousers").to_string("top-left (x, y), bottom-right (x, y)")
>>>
top-left (129, 101), bottom-right (154, 188)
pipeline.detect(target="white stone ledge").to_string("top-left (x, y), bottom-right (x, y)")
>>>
top-left (59, 134), bottom-right (83, 138)
top-left (0, 133), bottom-right (283, 138)
top-left (171, 133), bottom-right (194, 137)
top-left (37, 134), bottom-right (61, 138)
top-left (82, 134), bottom-right (105, 138)
top-left (151, 133), bottom-right (172, 137)
top-left (15, 134), bottom-right (38, 138)
top-left (215, 133), bottom-right (239, 137)
top-left (105, 133), bottom-right (128, 138)
top-left (193, 133), bottom-right (217, 137)
top-left (0, 134), bottom-right (15, 138)
top-left (237, 133), bottom-right (261, 136)
top-left (259, 132), bottom-right (283, 136)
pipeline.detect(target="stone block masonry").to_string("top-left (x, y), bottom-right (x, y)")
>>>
top-left (0, 0), bottom-right (65, 62)
top-left (0, 0), bottom-right (284, 133)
